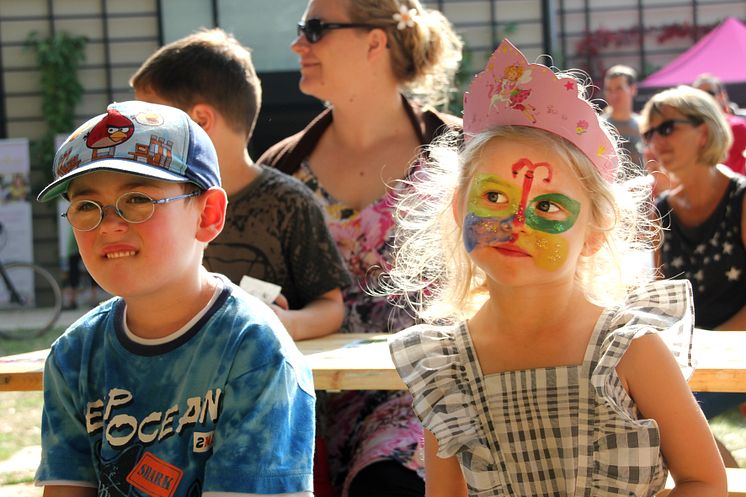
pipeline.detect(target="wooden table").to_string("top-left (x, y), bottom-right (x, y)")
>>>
top-left (1, 330), bottom-right (745, 393)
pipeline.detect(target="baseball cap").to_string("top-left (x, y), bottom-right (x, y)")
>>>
top-left (37, 100), bottom-right (221, 202)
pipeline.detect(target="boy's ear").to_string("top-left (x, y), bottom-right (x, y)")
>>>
top-left (195, 187), bottom-right (227, 243)
top-left (189, 104), bottom-right (218, 134)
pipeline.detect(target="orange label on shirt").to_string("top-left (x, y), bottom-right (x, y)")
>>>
top-left (126, 452), bottom-right (183, 497)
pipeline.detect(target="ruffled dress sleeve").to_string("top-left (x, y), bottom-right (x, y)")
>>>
top-left (389, 323), bottom-right (484, 458)
top-left (591, 279), bottom-right (695, 414)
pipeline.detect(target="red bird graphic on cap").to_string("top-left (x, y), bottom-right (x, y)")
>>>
top-left (85, 108), bottom-right (135, 149)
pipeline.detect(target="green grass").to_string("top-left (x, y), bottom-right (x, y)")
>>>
top-left (712, 407), bottom-right (746, 467)
top-left (0, 326), bottom-right (65, 489)
top-left (0, 325), bottom-right (66, 357)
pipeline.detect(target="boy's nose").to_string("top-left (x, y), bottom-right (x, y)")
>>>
top-left (98, 205), bottom-right (128, 233)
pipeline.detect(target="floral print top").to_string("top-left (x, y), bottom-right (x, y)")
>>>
top-left (294, 160), bottom-right (415, 334)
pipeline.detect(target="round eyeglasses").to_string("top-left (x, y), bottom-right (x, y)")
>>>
top-left (297, 17), bottom-right (376, 44)
top-left (63, 191), bottom-right (201, 231)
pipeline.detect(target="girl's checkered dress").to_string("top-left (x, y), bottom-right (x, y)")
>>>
top-left (389, 280), bottom-right (694, 497)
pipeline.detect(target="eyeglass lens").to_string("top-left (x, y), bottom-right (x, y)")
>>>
top-left (297, 19), bottom-right (324, 43)
top-left (67, 192), bottom-right (155, 231)
top-left (642, 119), bottom-right (695, 142)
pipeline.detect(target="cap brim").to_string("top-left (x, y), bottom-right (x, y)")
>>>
top-left (37, 158), bottom-right (190, 202)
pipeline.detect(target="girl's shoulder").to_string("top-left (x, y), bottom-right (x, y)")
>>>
top-left (389, 322), bottom-right (465, 373)
top-left (594, 279), bottom-right (695, 382)
top-left (388, 322), bottom-right (483, 458)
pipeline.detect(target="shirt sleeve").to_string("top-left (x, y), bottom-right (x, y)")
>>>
top-left (285, 188), bottom-right (352, 305)
top-left (35, 347), bottom-right (98, 486)
top-left (203, 351), bottom-right (315, 494)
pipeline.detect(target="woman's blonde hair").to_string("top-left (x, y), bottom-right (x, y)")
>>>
top-left (385, 123), bottom-right (657, 323)
top-left (346, 0), bottom-right (463, 107)
top-left (640, 85), bottom-right (733, 166)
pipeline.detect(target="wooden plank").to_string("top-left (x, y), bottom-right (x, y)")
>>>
top-left (1, 331), bottom-right (745, 393)
top-left (299, 334), bottom-right (405, 391)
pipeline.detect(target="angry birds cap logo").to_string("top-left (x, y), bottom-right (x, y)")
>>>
top-left (85, 109), bottom-right (135, 149)
top-left (37, 100), bottom-right (221, 202)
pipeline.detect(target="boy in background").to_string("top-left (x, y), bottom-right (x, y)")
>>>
top-left (131, 29), bottom-right (350, 340)
top-left (35, 100), bottom-right (315, 496)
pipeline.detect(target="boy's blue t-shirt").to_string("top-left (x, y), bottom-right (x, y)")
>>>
top-left (36, 275), bottom-right (315, 496)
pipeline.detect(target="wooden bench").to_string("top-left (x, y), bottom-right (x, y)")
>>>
top-left (659, 467), bottom-right (746, 496)
top-left (4, 330), bottom-right (746, 392)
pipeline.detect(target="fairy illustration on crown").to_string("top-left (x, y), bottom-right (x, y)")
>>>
top-left (488, 62), bottom-right (537, 123)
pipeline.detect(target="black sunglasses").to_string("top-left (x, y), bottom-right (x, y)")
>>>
top-left (297, 17), bottom-right (376, 43)
top-left (642, 118), bottom-right (702, 142)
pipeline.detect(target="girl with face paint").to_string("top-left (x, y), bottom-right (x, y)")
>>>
top-left (386, 40), bottom-right (725, 497)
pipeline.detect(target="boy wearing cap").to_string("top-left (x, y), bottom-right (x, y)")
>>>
top-left (130, 29), bottom-right (351, 341)
top-left (35, 100), bottom-right (315, 496)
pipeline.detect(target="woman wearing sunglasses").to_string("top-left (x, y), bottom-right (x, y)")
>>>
top-left (259, 1), bottom-right (462, 496)
top-left (641, 84), bottom-right (746, 467)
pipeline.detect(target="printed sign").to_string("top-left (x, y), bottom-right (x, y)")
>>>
top-left (126, 452), bottom-right (183, 497)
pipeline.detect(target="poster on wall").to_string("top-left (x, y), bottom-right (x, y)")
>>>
top-left (0, 138), bottom-right (33, 303)
top-left (0, 138), bottom-right (33, 263)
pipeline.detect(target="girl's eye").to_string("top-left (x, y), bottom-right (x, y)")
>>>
top-left (536, 200), bottom-right (560, 213)
top-left (485, 191), bottom-right (506, 203)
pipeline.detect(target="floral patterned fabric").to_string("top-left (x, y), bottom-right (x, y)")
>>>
top-left (295, 161), bottom-right (415, 333)
top-left (295, 160), bottom-right (422, 497)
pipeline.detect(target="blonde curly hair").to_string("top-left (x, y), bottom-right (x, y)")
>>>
top-left (384, 120), bottom-right (657, 323)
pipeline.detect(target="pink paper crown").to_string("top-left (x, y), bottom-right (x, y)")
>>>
top-left (463, 39), bottom-right (618, 182)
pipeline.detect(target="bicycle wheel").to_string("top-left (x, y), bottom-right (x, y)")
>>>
top-left (0, 262), bottom-right (63, 339)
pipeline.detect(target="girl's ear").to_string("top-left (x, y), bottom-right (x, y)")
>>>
top-left (196, 187), bottom-right (227, 243)
top-left (188, 104), bottom-right (218, 135)
top-left (581, 229), bottom-right (605, 257)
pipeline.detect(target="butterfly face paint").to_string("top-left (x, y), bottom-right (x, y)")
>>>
top-left (463, 158), bottom-right (581, 271)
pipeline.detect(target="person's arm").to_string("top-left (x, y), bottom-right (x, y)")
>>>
top-left (424, 429), bottom-right (467, 497)
top-left (43, 486), bottom-right (96, 497)
top-left (713, 305), bottom-right (746, 330)
top-left (616, 333), bottom-right (726, 496)
top-left (271, 288), bottom-right (344, 340)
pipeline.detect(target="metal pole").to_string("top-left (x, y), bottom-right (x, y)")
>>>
top-left (156, 0), bottom-right (164, 46)
top-left (541, 0), bottom-right (555, 59)
top-left (584, 0), bottom-right (591, 72)
top-left (0, 23), bottom-right (5, 138)
top-left (212, 0), bottom-right (219, 27)
top-left (47, 0), bottom-right (56, 36)
top-left (559, 0), bottom-right (567, 67)
top-left (490, 0), bottom-right (497, 47)
top-left (637, 0), bottom-right (645, 75)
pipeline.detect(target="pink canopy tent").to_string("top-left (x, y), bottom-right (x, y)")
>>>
top-left (639, 17), bottom-right (746, 88)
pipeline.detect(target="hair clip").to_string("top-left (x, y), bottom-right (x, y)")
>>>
top-left (393, 5), bottom-right (417, 30)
